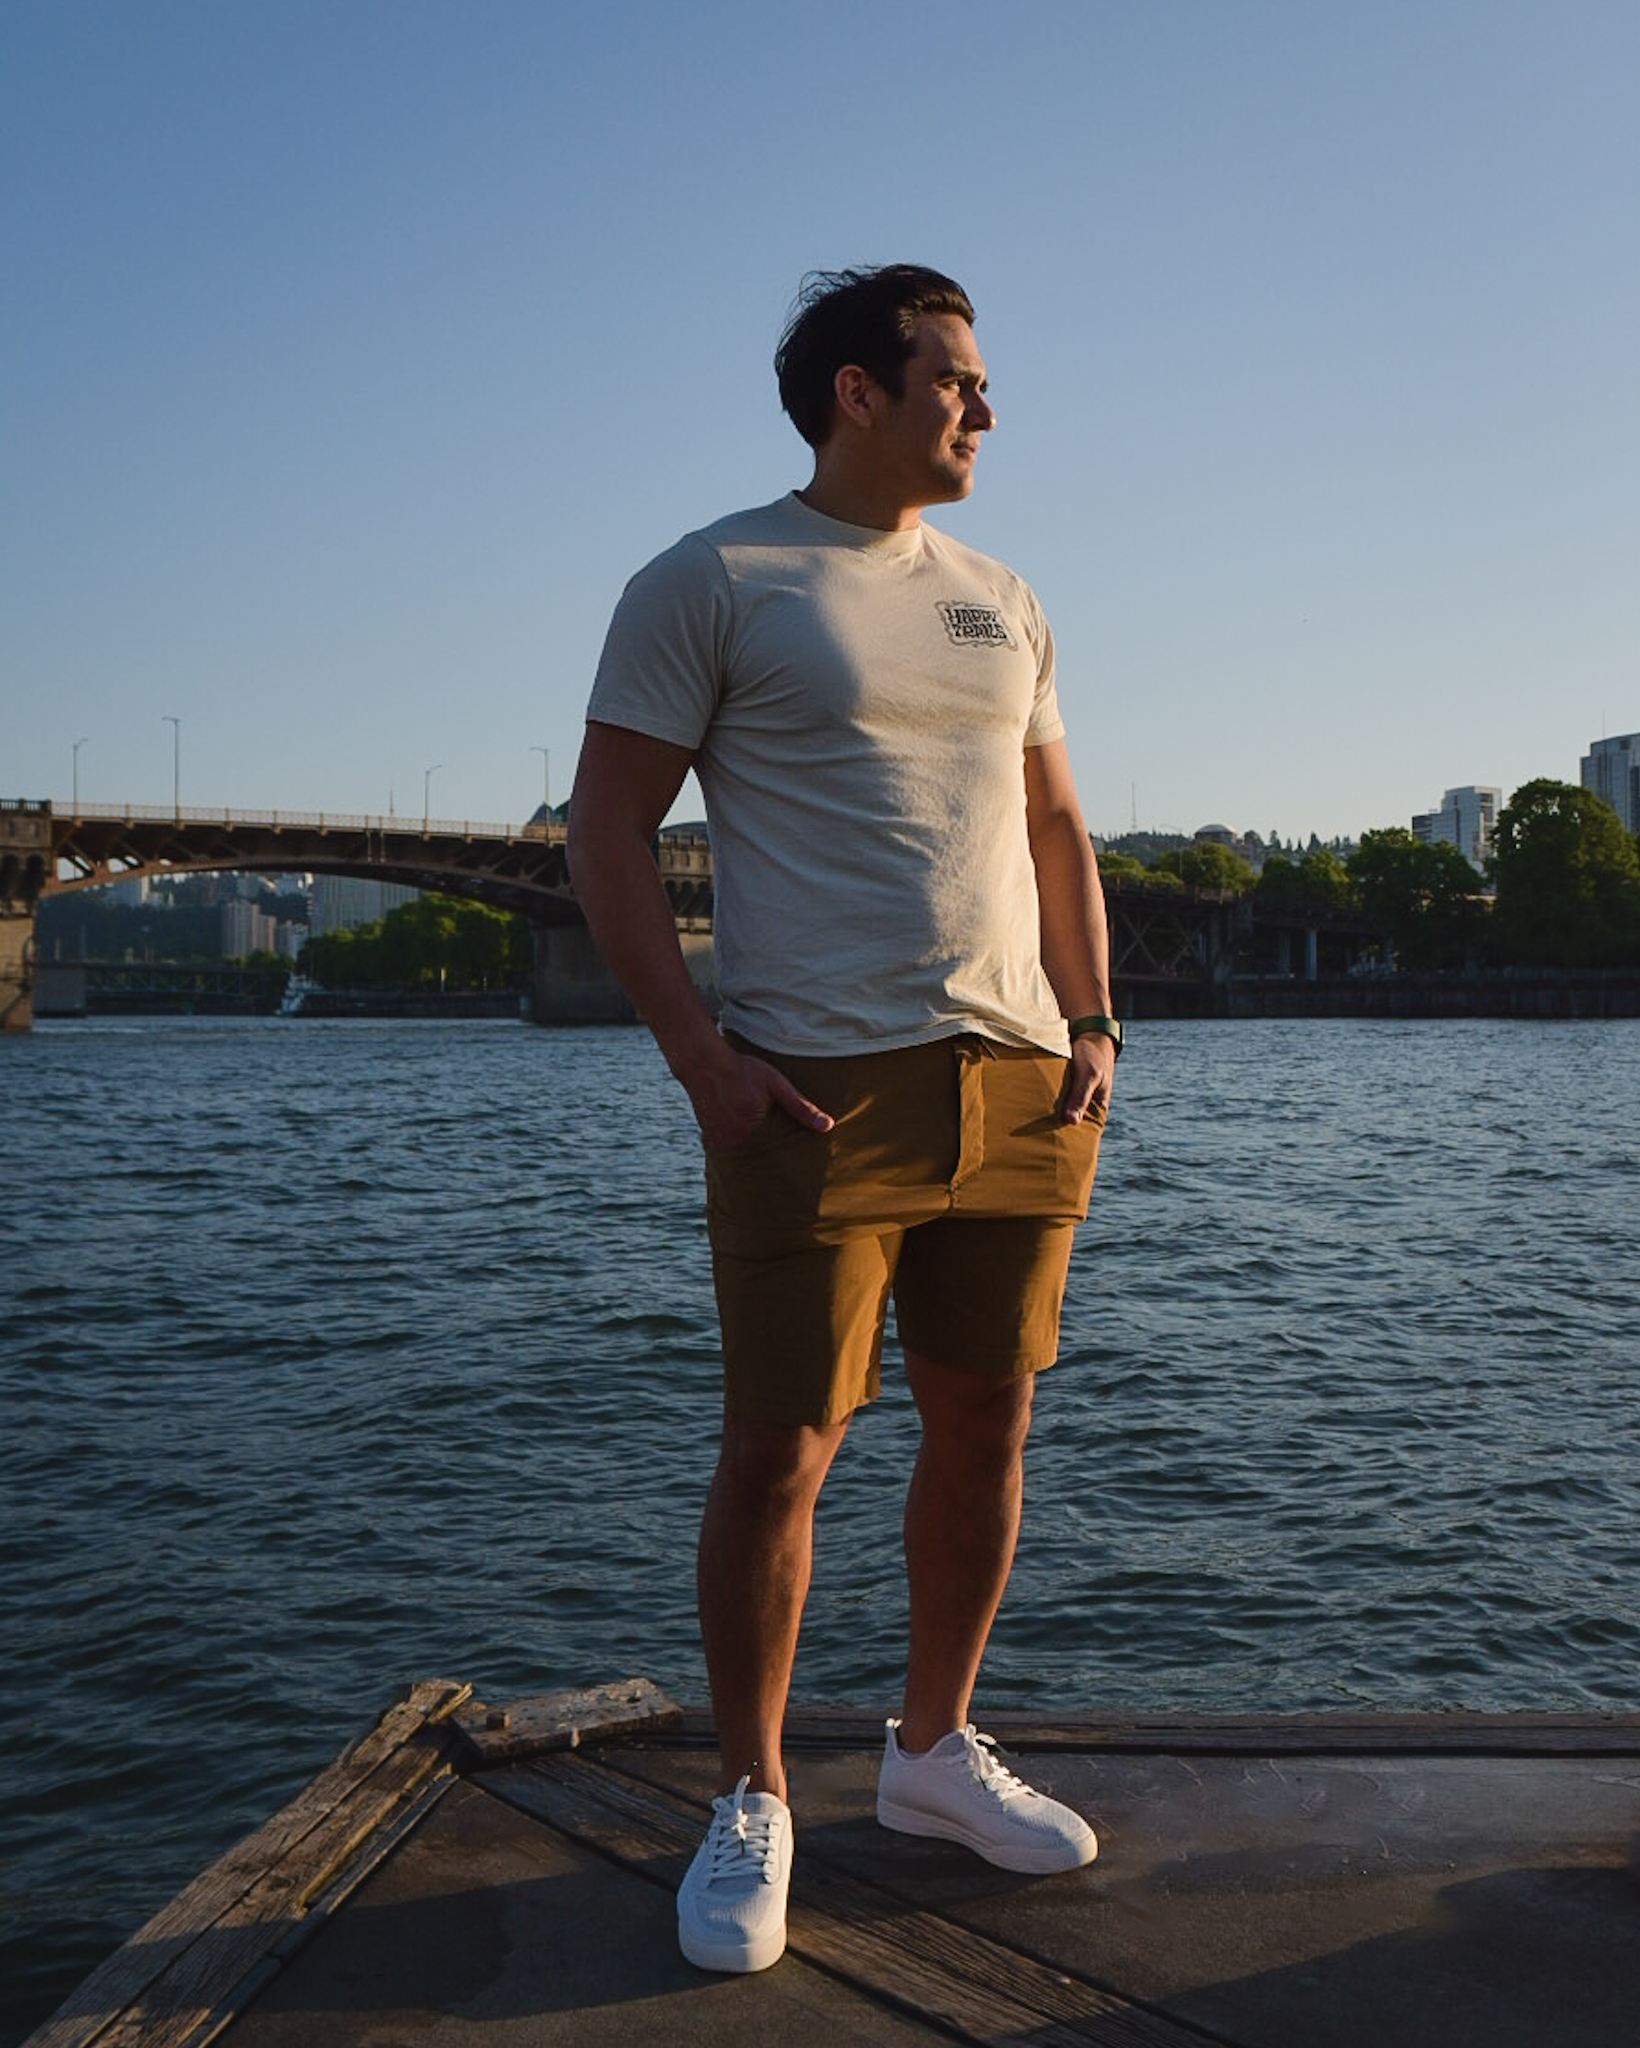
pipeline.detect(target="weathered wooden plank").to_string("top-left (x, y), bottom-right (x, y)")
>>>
top-left (137, 1769), bottom-right (452, 2048)
top-left (23, 1678), bottom-right (470, 2048)
top-left (485, 1752), bottom-right (1216, 2048)
top-left (763, 1706), bottom-right (1640, 1758)
top-left (452, 1675), bottom-right (681, 1766)
top-left (90, 1739), bottom-right (458, 2048)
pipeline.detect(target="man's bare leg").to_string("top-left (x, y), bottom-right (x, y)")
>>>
top-left (697, 1412), bottom-right (849, 1800)
top-left (897, 1351), bottom-right (1034, 1750)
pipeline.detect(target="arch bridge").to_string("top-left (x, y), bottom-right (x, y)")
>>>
top-left (3, 797), bottom-right (1361, 1030)
top-left (1, 799), bottom-right (710, 1029)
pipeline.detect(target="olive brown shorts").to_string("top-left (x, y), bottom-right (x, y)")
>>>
top-left (704, 1033), bottom-right (1105, 1426)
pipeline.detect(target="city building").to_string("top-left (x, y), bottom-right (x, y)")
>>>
top-left (307, 875), bottom-right (419, 937)
top-left (1411, 786), bottom-right (1501, 872)
top-left (1193, 823), bottom-right (1269, 872)
top-left (220, 900), bottom-right (278, 958)
top-left (1581, 733), bottom-right (1640, 836)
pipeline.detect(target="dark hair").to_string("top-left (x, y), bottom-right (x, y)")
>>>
top-left (775, 264), bottom-right (976, 448)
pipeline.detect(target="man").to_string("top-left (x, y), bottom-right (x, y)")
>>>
top-left (567, 264), bottom-right (1119, 1975)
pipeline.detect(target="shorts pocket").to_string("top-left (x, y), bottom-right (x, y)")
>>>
top-left (705, 1114), bottom-right (835, 1254)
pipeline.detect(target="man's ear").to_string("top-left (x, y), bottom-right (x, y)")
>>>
top-left (832, 363), bottom-right (879, 430)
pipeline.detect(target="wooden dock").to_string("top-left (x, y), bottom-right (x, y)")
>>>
top-left (26, 1677), bottom-right (1640, 2048)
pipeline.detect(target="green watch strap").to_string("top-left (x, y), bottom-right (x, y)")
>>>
top-left (1068, 1013), bottom-right (1123, 1058)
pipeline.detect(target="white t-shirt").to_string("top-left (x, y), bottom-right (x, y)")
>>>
top-left (587, 492), bottom-right (1069, 1057)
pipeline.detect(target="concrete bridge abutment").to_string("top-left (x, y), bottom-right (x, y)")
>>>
top-left (0, 916), bottom-right (33, 1031)
top-left (527, 920), bottom-right (716, 1025)
top-left (1, 802), bottom-right (52, 1031)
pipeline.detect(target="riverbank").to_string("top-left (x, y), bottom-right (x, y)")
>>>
top-left (30, 962), bottom-right (524, 1020)
top-left (1122, 968), bottom-right (1640, 1020)
top-left (280, 987), bottom-right (524, 1019)
top-left (33, 958), bottom-right (1640, 1025)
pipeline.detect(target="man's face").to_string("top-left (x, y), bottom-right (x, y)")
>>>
top-left (869, 312), bottom-right (996, 508)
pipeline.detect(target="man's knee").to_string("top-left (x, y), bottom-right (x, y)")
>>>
top-left (905, 1351), bottom-right (1035, 1463)
top-left (710, 1411), bottom-right (849, 1519)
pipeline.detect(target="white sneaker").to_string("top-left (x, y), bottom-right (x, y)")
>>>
top-left (877, 1719), bottom-right (1097, 1873)
top-left (676, 1775), bottom-right (792, 1973)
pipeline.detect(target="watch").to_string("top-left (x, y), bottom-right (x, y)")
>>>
top-left (1067, 1013), bottom-right (1123, 1059)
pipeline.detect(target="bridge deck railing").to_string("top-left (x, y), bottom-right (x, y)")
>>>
top-left (56, 803), bottom-right (555, 841)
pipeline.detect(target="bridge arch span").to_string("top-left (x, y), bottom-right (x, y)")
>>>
top-left (3, 801), bottom-right (714, 1028)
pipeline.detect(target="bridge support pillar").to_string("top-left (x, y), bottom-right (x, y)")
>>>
top-left (0, 914), bottom-right (33, 1031)
top-left (527, 919), bottom-right (716, 1024)
top-left (1, 802), bottom-right (52, 1032)
top-left (1304, 928), bottom-right (1319, 981)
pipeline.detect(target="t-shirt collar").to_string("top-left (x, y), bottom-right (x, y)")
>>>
top-left (784, 491), bottom-right (925, 558)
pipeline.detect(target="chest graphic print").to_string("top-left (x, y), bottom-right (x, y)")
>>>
top-left (937, 600), bottom-right (1017, 650)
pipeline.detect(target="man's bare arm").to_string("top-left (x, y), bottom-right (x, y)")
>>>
top-left (1024, 736), bottom-right (1116, 1124)
top-left (566, 720), bottom-right (833, 1148)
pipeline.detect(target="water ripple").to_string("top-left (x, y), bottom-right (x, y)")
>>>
top-left (3, 1015), bottom-right (1639, 2037)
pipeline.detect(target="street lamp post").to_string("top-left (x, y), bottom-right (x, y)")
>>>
top-left (531, 745), bottom-right (550, 824)
top-left (163, 716), bottom-right (181, 819)
top-left (72, 737), bottom-right (89, 815)
top-left (424, 765), bottom-right (442, 834)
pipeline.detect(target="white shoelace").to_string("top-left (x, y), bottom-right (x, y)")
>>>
top-left (703, 1775), bottom-right (785, 1884)
top-left (957, 1727), bottom-right (1033, 1803)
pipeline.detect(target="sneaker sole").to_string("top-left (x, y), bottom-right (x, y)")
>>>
top-left (876, 1796), bottom-right (1097, 1873)
top-left (678, 1920), bottom-right (788, 1974)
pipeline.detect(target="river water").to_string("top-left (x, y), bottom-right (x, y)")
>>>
top-left (3, 1015), bottom-right (1638, 2038)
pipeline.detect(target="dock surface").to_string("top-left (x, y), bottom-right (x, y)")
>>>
top-left (29, 1681), bottom-right (1640, 2048)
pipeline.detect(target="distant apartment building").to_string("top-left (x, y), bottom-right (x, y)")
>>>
top-left (221, 900), bottom-right (278, 957)
top-left (307, 875), bottom-right (419, 937)
top-left (1411, 786), bottom-right (1500, 872)
top-left (1581, 733), bottom-right (1640, 835)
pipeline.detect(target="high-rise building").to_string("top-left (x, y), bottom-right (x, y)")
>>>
top-left (221, 900), bottom-right (278, 958)
top-left (1410, 786), bottom-right (1501, 872)
top-left (307, 876), bottom-right (419, 937)
top-left (1581, 733), bottom-right (1640, 836)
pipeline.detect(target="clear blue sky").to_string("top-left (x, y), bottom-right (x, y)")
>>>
top-left (4, 0), bottom-right (1636, 844)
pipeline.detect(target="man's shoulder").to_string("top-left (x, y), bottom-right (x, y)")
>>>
top-left (618, 497), bottom-right (800, 602)
top-left (686, 494), bottom-right (804, 553)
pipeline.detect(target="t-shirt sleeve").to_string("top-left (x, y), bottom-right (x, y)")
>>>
top-left (1021, 586), bottom-right (1065, 747)
top-left (586, 534), bottom-right (731, 751)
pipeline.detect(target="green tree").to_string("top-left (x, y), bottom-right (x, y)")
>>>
top-left (1151, 842), bottom-right (1257, 894)
top-left (1093, 850), bottom-right (1148, 884)
top-left (1256, 848), bottom-right (1354, 909)
top-left (302, 895), bottom-right (529, 990)
top-left (1490, 780), bottom-right (1640, 968)
top-left (1347, 828), bottom-right (1487, 970)
top-left (303, 921), bottom-right (383, 985)
top-left (378, 897), bottom-right (460, 986)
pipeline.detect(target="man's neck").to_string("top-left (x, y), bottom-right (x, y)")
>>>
top-left (795, 474), bottom-right (924, 535)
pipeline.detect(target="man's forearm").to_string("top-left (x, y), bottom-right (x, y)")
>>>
top-left (567, 823), bottom-right (725, 1085)
top-left (1023, 738), bottom-right (1112, 1022)
top-left (1033, 812), bottom-right (1113, 1018)
top-left (568, 817), bottom-right (834, 1148)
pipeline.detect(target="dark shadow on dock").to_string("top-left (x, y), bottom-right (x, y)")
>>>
top-left (28, 1684), bottom-right (1640, 2048)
